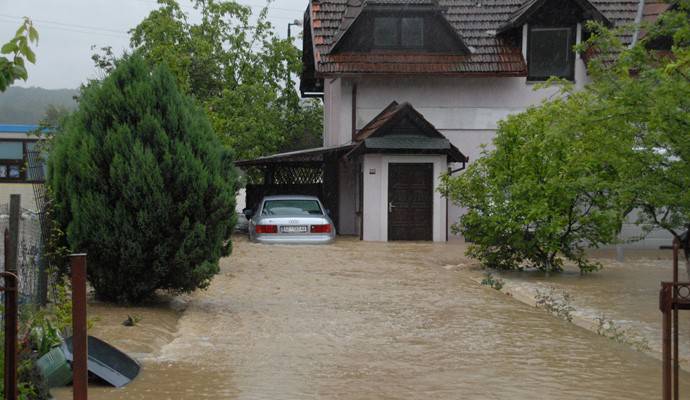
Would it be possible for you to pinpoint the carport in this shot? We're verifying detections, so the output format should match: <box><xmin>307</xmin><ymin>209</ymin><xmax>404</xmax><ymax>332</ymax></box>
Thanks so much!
<box><xmin>235</xmin><ymin>144</ymin><xmax>353</xmax><ymax>230</ymax></box>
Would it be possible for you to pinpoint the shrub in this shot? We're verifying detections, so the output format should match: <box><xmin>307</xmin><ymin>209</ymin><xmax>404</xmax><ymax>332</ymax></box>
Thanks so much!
<box><xmin>48</xmin><ymin>54</ymin><xmax>237</xmax><ymax>303</ymax></box>
<box><xmin>480</xmin><ymin>272</ymin><xmax>504</xmax><ymax>290</ymax></box>
<box><xmin>534</xmin><ymin>287</ymin><xmax>576</xmax><ymax>322</ymax></box>
<box><xmin>441</xmin><ymin>88</ymin><xmax>628</xmax><ymax>273</ymax></box>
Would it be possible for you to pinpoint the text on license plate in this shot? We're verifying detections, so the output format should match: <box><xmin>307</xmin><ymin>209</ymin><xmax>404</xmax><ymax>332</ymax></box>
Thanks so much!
<box><xmin>280</xmin><ymin>225</ymin><xmax>308</xmax><ymax>233</ymax></box>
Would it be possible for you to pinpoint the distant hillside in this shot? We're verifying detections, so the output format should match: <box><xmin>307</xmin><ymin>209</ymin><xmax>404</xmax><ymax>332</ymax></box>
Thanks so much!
<box><xmin>0</xmin><ymin>87</ymin><xmax>78</xmax><ymax>124</ymax></box>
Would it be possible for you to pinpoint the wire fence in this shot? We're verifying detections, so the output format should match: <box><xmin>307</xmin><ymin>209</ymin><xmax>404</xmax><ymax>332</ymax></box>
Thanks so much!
<box><xmin>0</xmin><ymin>203</ymin><xmax>46</xmax><ymax>305</ymax></box>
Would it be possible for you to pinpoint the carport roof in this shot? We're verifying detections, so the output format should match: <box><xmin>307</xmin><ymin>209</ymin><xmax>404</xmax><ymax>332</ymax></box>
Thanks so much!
<box><xmin>235</xmin><ymin>144</ymin><xmax>355</xmax><ymax>167</ymax></box>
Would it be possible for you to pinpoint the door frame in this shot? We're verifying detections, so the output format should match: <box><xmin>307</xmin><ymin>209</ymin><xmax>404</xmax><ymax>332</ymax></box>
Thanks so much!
<box><xmin>387</xmin><ymin>162</ymin><xmax>434</xmax><ymax>241</ymax></box>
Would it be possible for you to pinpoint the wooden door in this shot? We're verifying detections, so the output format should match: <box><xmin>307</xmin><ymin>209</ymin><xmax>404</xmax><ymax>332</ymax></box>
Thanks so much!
<box><xmin>387</xmin><ymin>163</ymin><xmax>433</xmax><ymax>241</ymax></box>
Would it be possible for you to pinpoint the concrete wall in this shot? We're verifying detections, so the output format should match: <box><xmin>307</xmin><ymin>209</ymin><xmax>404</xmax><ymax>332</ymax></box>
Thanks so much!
<box><xmin>0</xmin><ymin>184</ymin><xmax>37</xmax><ymax>211</ymax></box>
<box><xmin>362</xmin><ymin>154</ymin><xmax>447</xmax><ymax>242</ymax></box>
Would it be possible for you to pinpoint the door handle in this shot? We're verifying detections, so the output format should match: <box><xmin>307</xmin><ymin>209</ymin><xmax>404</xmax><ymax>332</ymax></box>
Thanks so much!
<box><xmin>388</xmin><ymin>202</ymin><xmax>396</xmax><ymax>213</ymax></box>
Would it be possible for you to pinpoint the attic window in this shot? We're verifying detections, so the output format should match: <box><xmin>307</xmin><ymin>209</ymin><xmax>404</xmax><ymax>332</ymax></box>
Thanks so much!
<box><xmin>374</xmin><ymin>17</ymin><xmax>424</xmax><ymax>48</ymax></box>
<box><xmin>528</xmin><ymin>27</ymin><xmax>575</xmax><ymax>81</ymax></box>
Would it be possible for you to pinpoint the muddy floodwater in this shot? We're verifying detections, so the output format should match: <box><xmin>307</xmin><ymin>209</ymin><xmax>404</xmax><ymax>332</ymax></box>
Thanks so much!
<box><xmin>54</xmin><ymin>237</ymin><xmax>689</xmax><ymax>399</ymax></box>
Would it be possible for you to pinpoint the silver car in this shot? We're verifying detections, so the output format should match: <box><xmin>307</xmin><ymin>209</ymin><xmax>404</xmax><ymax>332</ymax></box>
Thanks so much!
<box><xmin>244</xmin><ymin>195</ymin><xmax>336</xmax><ymax>244</ymax></box>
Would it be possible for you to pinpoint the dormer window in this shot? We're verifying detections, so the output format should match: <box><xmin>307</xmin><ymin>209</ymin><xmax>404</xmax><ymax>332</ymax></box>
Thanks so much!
<box><xmin>527</xmin><ymin>26</ymin><xmax>576</xmax><ymax>81</ymax></box>
<box><xmin>374</xmin><ymin>17</ymin><xmax>424</xmax><ymax>49</ymax></box>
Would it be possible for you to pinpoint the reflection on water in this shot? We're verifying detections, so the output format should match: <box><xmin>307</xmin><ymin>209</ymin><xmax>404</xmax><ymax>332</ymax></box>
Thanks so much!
<box><xmin>54</xmin><ymin>237</ymin><xmax>690</xmax><ymax>399</ymax></box>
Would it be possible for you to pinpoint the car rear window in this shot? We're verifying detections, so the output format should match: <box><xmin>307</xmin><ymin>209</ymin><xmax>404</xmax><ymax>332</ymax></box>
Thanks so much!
<box><xmin>262</xmin><ymin>200</ymin><xmax>323</xmax><ymax>216</ymax></box>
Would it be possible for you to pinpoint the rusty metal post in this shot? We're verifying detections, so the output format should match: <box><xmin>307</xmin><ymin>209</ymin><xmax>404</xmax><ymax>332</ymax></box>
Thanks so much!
<box><xmin>71</xmin><ymin>254</ymin><xmax>88</xmax><ymax>400</ymax></box>
<box><xmin>3</xmin><ymin>229</ymin><xmax>18</xmax><ymax>400</ymax></box>
<box><xmin>663</xmin><ymin>298</ymin><xmax>671</xmax><ymax>400</ymax></box>
<box><xmin>673</xmin><ymin>239</ymin><xmax>679</xmax><ymax>400</ymax></box>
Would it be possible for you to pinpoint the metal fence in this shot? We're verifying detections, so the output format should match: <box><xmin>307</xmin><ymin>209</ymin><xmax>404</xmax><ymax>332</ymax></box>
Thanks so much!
<box><xmin>0</xmin><ymin>203</ymin><xmax>45</xmax><ymax>304</ymax></box>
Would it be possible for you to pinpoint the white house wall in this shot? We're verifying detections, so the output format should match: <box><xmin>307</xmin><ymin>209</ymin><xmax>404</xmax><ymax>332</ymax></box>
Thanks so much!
<box><xmin>362</xmin><ymin>154</ymin><xmax>447</xmax><ymax>242</ymax></box>
<box><xmin>325</xmin><ymin>42</ymin><xmax>670</xmax><ymax>246</ymax></box>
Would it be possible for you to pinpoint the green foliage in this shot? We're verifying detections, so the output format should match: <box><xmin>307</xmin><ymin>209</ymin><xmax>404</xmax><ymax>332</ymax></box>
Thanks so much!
<box><xmin>534</xmin><ymin>287</ymin><xmax>575</xmax><ymax>322</ymax></box>
<box><xmin>441</xmin><ymin>87</ymin><xmax>626</xmax><ymax>272</ymax></box>
<box><xmin>48</xmin><ymin>54</ymin><xmax>237</xmax><ymax>303</ymax></box>
<box><xmin>480</xmin><ymin>272</ymin><xmax>504</xmax><ymax>290</ymax></box>
<box><xmin>443</xmin><ymin>2</ymin><xmax>690</xmax><ymax>272</ymax></box>
<box><xmin>128</xmin><ymin>0</ymin><xmax>323</xmax><ymax>160</ymax></box>
<box><xmin>582</xmin><ymin>1</ymin><xmax>690</xmax><ymax>264</ymax></box>
<box><xmin>595</xmin><ymin>314</ymin><xmax>650</xmax><ymax>352</ymax></box>
<box><xmin>0</xmin><ymin>18</ymin><xmax>38</xmax><ymax>91</ymax></box>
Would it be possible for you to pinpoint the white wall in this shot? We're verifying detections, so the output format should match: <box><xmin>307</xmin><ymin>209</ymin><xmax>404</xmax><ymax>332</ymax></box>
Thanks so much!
<box><xmin>325</xmin><ymin>37</ymin><xmax>672</xmax><ymax>247</ymax></box>
<box><xmin>0</xmin><ymin>184</ymin><xmax>37</xmax><ymax>211</ymax></box>
<box><xmin>362</xmin><ymin>154</ymin><xmax>447</xmax><ymax>242</ymax></box>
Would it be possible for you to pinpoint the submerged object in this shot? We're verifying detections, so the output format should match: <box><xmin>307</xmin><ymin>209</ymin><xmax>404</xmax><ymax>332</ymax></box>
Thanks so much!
<box><xmin>36</xmin><ymin>346</ymin><xmax>73</xmax><ymax>388</ymax></box>
<box><xmin>63</xmin><ymin>335</ymin><xmax>140</xmax><ymax>387</ymax></box>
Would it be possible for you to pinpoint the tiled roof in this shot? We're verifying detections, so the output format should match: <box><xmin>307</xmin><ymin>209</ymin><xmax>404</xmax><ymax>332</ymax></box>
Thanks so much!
<box><xmin>346</xmin><ymin>101</ymin><xmax>469</xmax><ymax>162</ymax></box>
<box><xmin>307</xmin><ymin>0</ymin><xmax>642</xmax><ymax>76</ymax></box>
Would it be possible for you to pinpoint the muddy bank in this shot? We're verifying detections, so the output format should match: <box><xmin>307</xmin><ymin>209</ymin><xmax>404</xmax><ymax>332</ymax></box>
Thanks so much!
<box><xmin>464</xmin><ymin>250</ymin><xmax>690</xmax><ymax>370</ymax></box>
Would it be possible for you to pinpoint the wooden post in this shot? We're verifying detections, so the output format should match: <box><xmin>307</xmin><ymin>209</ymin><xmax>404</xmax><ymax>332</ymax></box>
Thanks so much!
<box><xmin>3</xmin><ymin>230</ymin><xmax>18</xmax><ymax>400</ymax></box>
<box><xmin>7</xmin><ymin>195</ymin><xmax>19</xmax><ymax>274</ymax></box>
<box><xmin>71</xmin><ymin>254</ymin><xmax>88</xmax><ymax>400</ymax></box>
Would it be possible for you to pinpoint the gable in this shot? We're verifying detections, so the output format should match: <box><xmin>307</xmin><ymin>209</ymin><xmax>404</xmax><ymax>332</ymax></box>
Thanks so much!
<box><xmin>330</xmin><ymin>7</ymin><xmax>469</xmax><ymax>54</ymax></box>
<box><xmin>346</xmin><ymin>101</ymin><xmax>468</xmax><ymax>162</ymax></box>
<box><xmin>499</xmin><ymin>0</ymin><xmax>611</xmax><ymax>34</ymax></box>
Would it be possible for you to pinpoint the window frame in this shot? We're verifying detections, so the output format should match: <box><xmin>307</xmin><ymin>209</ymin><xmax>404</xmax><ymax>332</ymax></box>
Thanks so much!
<box><xmin>0</xmin><ymin>139</ymin><xmax>45</xmax><ymax>183</ymax></box>
<box><xmin>373</xmin><ymin>15</ymin><xmax>425</xmax><ymax>50</ymax></box>
<box><xmin>527</xmin><ymin>25</ymin><xmax>576</xmax><ymax>82</ymax></box>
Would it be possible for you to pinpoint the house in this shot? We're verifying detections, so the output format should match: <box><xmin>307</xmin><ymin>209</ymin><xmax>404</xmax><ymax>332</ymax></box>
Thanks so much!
<box><xmin>0</xmin><ymin>124</ymin><xmax>46</xmax><ymax>211</ymax></box>
<box><xmin>238</xmin><ymin>0</ymin><xmax>672</xmax><ymax>245</ymax></box>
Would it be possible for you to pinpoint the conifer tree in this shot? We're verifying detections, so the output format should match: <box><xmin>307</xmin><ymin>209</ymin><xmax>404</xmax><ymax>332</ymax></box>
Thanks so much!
<box><xmin>49</xmin><ymin>54</ymin><xmax>237</xmax><ymax>303</ymax></box>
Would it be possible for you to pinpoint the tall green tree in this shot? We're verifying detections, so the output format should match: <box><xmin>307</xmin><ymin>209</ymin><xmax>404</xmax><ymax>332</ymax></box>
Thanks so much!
<box><xmin>129</xmin><ymin>0</ymin><xmax>323</xmax><ymax>159</ymax></box>
<box><xmin>583</xmin><ymin>2</ymin><xmax>690</xmax><ymax>265</ymax></box>
<box><xmin>442</xmin><ymin>0</ymin><xmax>690</xmax><ymax>273</ymax></box>
<box><xmin>0</xmin><ymin>17</ymin><xmax>38</xmax><ymax>91</ymax></box>
<box><xmin>48</xmin><ymin>54</ymin><xmax>237</xmax><ymax>303</ymax></box>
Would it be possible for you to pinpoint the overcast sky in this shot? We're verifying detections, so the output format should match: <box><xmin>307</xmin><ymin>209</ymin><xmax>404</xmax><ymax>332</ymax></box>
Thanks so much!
<box><xmin>0</xmin><ymin>0</ymin><xmax>307</xmax><ymax>89</ymax></box>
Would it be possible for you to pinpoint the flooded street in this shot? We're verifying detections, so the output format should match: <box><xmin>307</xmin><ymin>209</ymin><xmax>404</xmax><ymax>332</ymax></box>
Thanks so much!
<box><xmin>54</xmin><ymin>237</ymin><xmax>689</xmax><ymax>399</ymax></box>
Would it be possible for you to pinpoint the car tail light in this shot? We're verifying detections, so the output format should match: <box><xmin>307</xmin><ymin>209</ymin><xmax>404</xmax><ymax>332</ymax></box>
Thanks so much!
<box><xmin>310</xmin><ymin>224</ymin><xmax>332</xmax><ymax>233</ymax></box>
<box><xmin>255</xmin><ymin>225</ymin><xmax>278</xmax><ymax>234</ymax></box>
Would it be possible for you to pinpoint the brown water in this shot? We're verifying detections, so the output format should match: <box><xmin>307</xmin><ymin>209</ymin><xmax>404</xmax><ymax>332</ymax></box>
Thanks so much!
<box><xmin>53</xmin><ymin>237</ymin><xmax>690</xmax><ymax>399</ymax></box>
<box><xmin>494</xmin><ymin>249</ymin><xmax>690</xmax><ymax>368</ymax></box>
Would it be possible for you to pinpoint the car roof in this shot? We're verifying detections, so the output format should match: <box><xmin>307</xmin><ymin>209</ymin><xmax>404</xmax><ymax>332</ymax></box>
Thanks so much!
<box><xmin>262</xmin><ymin>195</ymin><xmax>321</xmax><ymax>201</ymax></box>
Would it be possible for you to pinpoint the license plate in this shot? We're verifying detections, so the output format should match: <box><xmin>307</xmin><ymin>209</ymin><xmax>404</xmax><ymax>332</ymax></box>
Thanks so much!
<box><xmin>280</xmin><ymin>225</ymin><xmax>308</xmax><ymax>233</ymax></box>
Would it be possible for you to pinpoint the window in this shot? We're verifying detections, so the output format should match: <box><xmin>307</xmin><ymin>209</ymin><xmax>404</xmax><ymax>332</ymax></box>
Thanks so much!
<box><xmin>374</xmin><ymin>17</ymin><xmax>399</xmax><ymax>47</ymax></box>
<box><xmin>374</xmin><ymin>17</ymin><xmax>424</xmax><ymax>48</ymax></box>
<box><xmin>401</xmin><ymin>18</ymin><xmax>424</xmax><ymax>47</ymax></box>
<box><xmin>0</xmin><ymin>141</ymin><xmax>25</xmax><ymax>180</ymax></box>
<box><xmin>261</xmin><ymin>200</ymin><xmax>324</xmax><ymax>216</ymax></box>
<box><xmin>0</xmin><ymin>140</ymin><xmax>45</xmax><ymax>182</ymax></box>
<box><xmin>528</xmin><ymin>27</ymin><xmax>575</xmax><ymax>81</ymax></box>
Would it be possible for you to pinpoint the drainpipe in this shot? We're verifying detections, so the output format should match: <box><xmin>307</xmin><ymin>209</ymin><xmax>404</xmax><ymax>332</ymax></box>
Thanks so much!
<box><xmin>351</xmin><ymin>83</ymin><xmax>358</xmax><ymax>141</ymax></box>
<box><xmin>445</xmin><ymin>159</ymin><xmax>468</xmax><ymax>242</ymax></box>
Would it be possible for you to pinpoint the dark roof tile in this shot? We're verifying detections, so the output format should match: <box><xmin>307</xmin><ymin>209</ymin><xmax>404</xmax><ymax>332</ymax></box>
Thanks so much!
<box><xmin>308</xmin><ymin>0</ymin><xmax>644</xmax><ymax>76</ymax></box>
